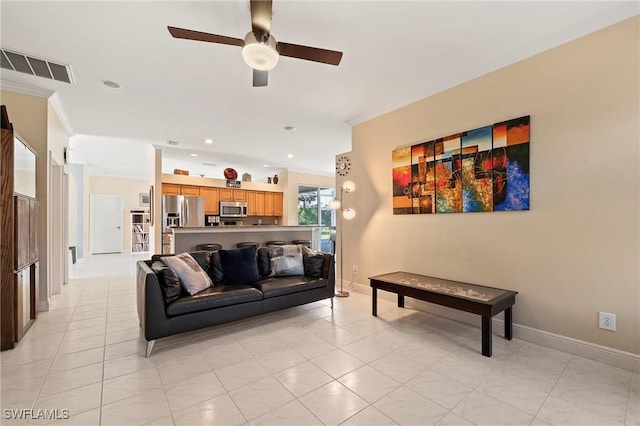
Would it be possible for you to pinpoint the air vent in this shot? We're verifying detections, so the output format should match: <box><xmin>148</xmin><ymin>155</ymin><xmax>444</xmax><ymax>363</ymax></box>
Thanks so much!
<box><xmin>0</xmin><ymin>49</ymin><xmax>72</xmax><ymax>84</ymax></box>
<box><xmin>168</xmin><ymin>140</ymin><xmax>179</xmax><ymax>146</ymax></box>
<box><xmin>202</xmin><ymin>162</ymin><xmax>216</xmax><ymax>166</ymax></box>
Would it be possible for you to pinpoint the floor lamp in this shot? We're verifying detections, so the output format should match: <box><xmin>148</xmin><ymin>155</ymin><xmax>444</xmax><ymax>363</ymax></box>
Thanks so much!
<box><xmin>329</xmin><ymin>180</ymin><xmax>356</xmax><ymax>297</ymax></box>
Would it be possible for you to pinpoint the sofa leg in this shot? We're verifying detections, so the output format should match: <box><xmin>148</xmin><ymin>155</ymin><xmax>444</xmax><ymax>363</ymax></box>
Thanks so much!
<box><xmin>145</xmin><ymin>340</ymin><xmax>156</xmax><ymax>357</ymax></box>
<box><xmin>331</xmin><ymin>297</ymin><xmax>334</xmax><ymax>309</ymax></box>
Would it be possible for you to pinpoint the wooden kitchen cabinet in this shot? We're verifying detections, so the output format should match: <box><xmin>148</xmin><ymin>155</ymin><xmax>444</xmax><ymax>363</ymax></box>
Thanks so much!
<box><xmin>162</xmin><ymin>184</ymin><xmax>200</xmax><ymax>196</ymax></box>
<box><xmin>201</xmin><ymin>187</ymin><xmax>219</xmax><ymax>214</ymax></box>
<box><xmin>264</xmin><ymin>192</ymin><xmax>274</xmax><ymax>216</ymax></box>
<box><xmin>273</xmin><ymin>192</ymin><xmax>283</xmax><ymax>216</ymax></box>
<box><xmin>233</xmin><ymin>189</ymin><xmax>246</xmax><ymax>201</ymax></box>
<box><xmin>255</xmin><ymin>192</ymin><xmax>265</xmax><ymax>216</ymax></box>
<box><xmin>246</xmin><ymin>191</ymin><xmax>256</xmax><ymax>216</ymax></box>
<box><xmin>219</xmin><ymin>188</ymin><xmax>233</xmax><ymax>201</ymax></box>
<box><xmin>162</xmin><ymin>183</ymin><xmax>180</xmax><ymax>195</ymax></box>
<box><xmin>181</xmin><ymin>185</ymin><xmax>200</xmax><ymax>196</ymax></box>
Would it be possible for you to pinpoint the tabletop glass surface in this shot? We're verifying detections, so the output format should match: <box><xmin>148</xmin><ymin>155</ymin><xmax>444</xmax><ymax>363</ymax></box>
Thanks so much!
<box><xmin>371</xmin><ymin>272</ymin><xmax>508</xmax><ymax>302</ymax></box>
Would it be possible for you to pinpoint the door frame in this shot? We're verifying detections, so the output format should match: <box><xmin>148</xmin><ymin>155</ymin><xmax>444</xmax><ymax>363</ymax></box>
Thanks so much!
<box><xmin>48</xmin><ymin>156</ymin><xmax>64</xmax><ymax>296</ymax></box>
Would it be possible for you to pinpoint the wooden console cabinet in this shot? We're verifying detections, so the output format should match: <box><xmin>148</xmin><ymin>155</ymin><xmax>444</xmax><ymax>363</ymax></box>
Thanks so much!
<box><xmin>1</xmin><ymin>106</ymin><xmax>39</xmax><ymax>350</ymax></box>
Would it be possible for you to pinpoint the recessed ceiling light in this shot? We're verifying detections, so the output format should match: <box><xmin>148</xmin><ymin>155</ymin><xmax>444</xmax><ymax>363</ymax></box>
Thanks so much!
<box><xmin>263</xmin><ymin>164</ymin><xmax>269</xmax><ymax>167</ymax></box>
<box><xmin>204</xmin><ymin>138</ymin><xmax>213</xmax><ymax>144</ymax></box>
<box><xmin>102</xmin><ymin>80</ymin><xmax>120</xmax><ymax>89</ymax></box>
<box><xmin>284</xmin><ymin>126</ymin><xmax>296</xmax><ymax>131</ymax></box>
<box><xmin>287</xmin><ymin>154</ymin><xmax>294</xmax><ymax>158</ymax></box>
<box><xmin>190</xmin><ymin>153</ymin><xmax>198</xmax><ymax>157</ymax></box>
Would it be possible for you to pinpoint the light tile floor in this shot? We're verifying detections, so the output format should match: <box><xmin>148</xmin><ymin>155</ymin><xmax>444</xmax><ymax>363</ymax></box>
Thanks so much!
<box><xmin>1</xmin><ymin>253</ymin><xmax>638</xmax><ymax>425</ymax></box>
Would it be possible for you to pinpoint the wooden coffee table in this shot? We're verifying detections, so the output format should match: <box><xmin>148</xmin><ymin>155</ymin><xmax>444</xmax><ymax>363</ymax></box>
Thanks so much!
<box><xmin>369</xmin><ymin>272</ymin><xmax>518</xmax><ymax>357</ymax></box>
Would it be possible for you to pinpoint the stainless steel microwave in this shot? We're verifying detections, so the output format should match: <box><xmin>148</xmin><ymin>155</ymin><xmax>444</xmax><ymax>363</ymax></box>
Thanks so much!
<box><xmin>220</xmin><ymin>201</ymin><xmax>247</xmax><ymax>217</ymax></box>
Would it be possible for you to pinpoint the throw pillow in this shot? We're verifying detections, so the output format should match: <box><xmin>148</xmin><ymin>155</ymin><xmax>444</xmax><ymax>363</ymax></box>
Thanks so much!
<box><xmin>269</xmin><ymin>245</ymin><xmax>304</xmax><ymax>277</ymax></box>
<box><xmin>161</xmin><ymin>253</ymin><xmax>213</xmax><ymax>295</ymax></box>
<box><xmin>256</xmin><ymin>247</ymin><xmax>271</xmax><ymax>277</ymax></box>
<box><xmin>150</xmin><ymin>261</ymin><xmax>182</xmax><ymax>304</ymax></box>
<box><xmin>190</xmin><ymin>251</ymin><xmax>211</xmax><ymax>271</ymax></box>
<box><xmin>208</xmin><ymin>250</ymin><xmax>224</xmax><ymax>283</ymax></box>
<box><xmin>302</xmin><ymin>246</ymin><xmax>325</xmax><ymax>277</ymax></box>
<box><xmin>218</xmin><ymin>245</ymin><xmax>261</xmax><ymax>285</ymax></box>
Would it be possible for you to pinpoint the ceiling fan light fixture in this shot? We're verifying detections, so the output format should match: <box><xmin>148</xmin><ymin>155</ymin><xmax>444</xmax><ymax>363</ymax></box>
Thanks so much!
<box><xmin>242</xmin><ymin>32</ymin><xmax>279</xmax><ymax>71</ymax></box>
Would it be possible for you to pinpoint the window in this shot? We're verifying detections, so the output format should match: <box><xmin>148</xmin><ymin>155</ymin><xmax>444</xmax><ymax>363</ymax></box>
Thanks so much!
<box><xmin>298</xmin><ymin>185</ymin><xmax>336</xmax><ymax>252</ymax></box>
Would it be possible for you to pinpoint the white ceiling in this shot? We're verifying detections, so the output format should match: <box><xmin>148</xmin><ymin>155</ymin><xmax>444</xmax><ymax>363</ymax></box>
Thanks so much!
<box><xmin>1</xmin><ymin>1</ymin><xmax>637</xmax><ymax>180</ymax></box>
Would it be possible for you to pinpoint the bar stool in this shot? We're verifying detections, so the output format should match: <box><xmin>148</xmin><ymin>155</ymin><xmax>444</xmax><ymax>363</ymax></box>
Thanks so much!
<box><xmin>195</xmin><ymin>243</ymin><xmax>222</xmax><ymax>251</ymax></box>
<box><xmin>236</xmin><ymin>242</ymin><xmax>259</xmax><ymax>248</ymax></box>
<box><xmin>292</xmin><ymin>240</ymin><xmax>311</xmax><ymax>248</ymax></box>
<box><xmin>266</xmin><ymin>240</ymin><xmax>287</xmax><ymax>246</ymax></box>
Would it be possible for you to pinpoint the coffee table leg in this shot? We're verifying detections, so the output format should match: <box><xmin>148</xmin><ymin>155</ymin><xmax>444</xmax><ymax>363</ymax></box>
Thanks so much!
<box><xmin>372</xmin><ymin>287</ymin><xmax>377</xmax><ymax>317</ymax></box>
<box><xmin>398</xmin><ymin>294</ymin><xmax>404</xmax><ymax>308</ymax></box>
<box><xmin>504</xmin><ymin>307</ymin><xmax>513</xmax><ymax>340</ymax></box>
<box><xmin>482</xmin><ymin>316</ymin><xmax>492</xmax><ymax>357</ymax></box>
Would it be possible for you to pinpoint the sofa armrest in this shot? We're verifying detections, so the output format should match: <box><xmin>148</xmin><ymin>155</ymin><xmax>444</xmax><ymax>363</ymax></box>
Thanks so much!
<box><xmin>321</xmin><ymin>253</ymin><xmax>336</xmax><ymax>294</ymax></box>
<box><xmin>136</xmin><ymin>260</ymin><xmax>169</xmax><ymax>341</ymax></box>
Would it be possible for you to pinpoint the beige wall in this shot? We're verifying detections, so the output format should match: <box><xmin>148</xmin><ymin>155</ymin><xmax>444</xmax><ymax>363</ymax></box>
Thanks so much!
<box><xmin>349</xmin><ymin>17</ymin><xmax>639</xmax><ymax>354</ymax></box>
<box><xmin>89</xmin><ymin>175</ymin><xmax>152</xmax><ymax>251</ymax></box>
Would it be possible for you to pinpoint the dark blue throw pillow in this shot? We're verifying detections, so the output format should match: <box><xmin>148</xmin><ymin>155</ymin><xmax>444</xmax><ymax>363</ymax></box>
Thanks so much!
<box><xmin>218</xmin><ymin>245</ymin><xmax>260</xmax><ymax>285</ymax></box>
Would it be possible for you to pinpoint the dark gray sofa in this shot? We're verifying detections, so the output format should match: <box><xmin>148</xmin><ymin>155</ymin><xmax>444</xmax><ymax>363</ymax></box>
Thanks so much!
<box><xmin>136</xmin><ymin>247</ymin><xmax>335</xmax><ymax>356</ymax></box>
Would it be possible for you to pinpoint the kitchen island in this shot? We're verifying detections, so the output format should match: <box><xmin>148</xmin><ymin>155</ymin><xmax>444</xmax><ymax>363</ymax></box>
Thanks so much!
<box><xmin>170</xmin><ymin>226</ymin><xmax>322</xmax><ymax>253</ymax></box>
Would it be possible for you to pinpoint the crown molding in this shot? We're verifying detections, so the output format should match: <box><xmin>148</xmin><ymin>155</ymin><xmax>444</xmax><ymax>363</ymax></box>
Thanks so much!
<box><xmin>348</xmin><ymin>3</ymin><xmax>640</xmax><ymax>126</ymax></box>
<box><xmin>0</xmin><ymin>79</ymin><xmax>54</xmax><ymax>98</ymax></box>
<box><xmin>48</xmin><ymin>92</ymin><xmax>74</xmax><ymax>137</ymax></box>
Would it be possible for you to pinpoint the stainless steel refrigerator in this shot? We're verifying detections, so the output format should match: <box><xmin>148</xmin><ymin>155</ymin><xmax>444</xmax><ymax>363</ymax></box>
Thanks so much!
<box><xmin>162</xmin><ymin>195</ymin><xmax>204</xmax><ymax>253</ymax></box>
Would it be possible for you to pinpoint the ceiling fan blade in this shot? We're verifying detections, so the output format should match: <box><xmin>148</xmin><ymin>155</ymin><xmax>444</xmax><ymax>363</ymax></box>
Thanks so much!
<box><xmin>168</xmin><ymin>26</ymin><xmax>243</xmax><ymax>47</ymax></box>
<box><xmin>278</xmin><ymin>42</ymin><xmax>343</xmax><ymax>66</ymax></box>
<box><xmin>253</xmin><ymin>69</ymin><xmax>268</xmax><ymax>87</ymax></box>
<box><xmin>250</xmin><ymin>0</ymin><xmax>273</xmax><ymax>37</ymax></box>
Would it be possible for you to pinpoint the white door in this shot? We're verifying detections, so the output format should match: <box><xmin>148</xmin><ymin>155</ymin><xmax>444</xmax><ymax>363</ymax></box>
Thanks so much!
<box><xmin>90</xmin><ymin>194</ymin><xmax>123</xmax><ymax>254</ymax></box>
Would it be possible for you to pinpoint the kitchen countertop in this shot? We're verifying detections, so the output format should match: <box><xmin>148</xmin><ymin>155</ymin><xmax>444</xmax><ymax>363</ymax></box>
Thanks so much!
<box><xmin>171</xmin><ymin>225</ymin><xmax>320</xmax><ymax>234</ymax></box>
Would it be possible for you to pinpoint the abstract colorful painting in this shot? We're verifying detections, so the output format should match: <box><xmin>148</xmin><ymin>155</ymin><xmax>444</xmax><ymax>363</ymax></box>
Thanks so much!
<box><xmin>493</xmin><ymin>116</ymin><xmax>530</xmax><ymax>210</ymax></box>
<box><xmin>461</xmin><ymin>125</ymin><xmax>493</xmax><ymax>212</ymax></box>
<box><xmin>392</xmin><ymin>146</ymin><xmax>412</xmax><ymax>214</ymax></box>
<box><xmin>392</xmin><ymin>115</ymin><xmax>530</xmax><ymax>215</ymax></box>
<box><xmin>435</xmin><ymin>134</ymin><xmax>462</xmax><ymax>213</ymax></box>
<box><xmin>411</xmin><ymin>141</ymin><xmax>435</xmax><ymax>214</ymax></box>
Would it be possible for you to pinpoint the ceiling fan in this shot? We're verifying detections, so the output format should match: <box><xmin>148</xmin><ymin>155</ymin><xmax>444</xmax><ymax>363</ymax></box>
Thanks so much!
<box><xmin>168</xmin><ymin>0</ymin><xmax>343</xmax><ymax>87</ymax></box>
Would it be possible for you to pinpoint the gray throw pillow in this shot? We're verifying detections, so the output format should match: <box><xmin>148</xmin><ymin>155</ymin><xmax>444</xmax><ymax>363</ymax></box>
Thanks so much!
<box><xmin>162</xmin><ymin>252</ymin><xmax>213</xmax><ymax>295</ymax></box>
<box><xmin>268</xmin><ymin>245</ymin><xmax>304</xmax><ymax>277</ymax></box>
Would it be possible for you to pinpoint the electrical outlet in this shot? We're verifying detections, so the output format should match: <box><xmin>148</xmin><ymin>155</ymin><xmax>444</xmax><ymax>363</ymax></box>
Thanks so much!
<box><xmin>599</xmin><ymin>312</ymin><xmax>616</xmax><ymax>331</ymax></box>
<box><xmin>352</xmin><ymin>265</ymin><xmax>358</xmax><ymax>274</ymax></box>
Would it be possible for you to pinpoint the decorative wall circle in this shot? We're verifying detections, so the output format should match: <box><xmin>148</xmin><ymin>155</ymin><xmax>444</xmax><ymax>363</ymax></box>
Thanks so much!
<box><xmin>336</xmin><ymin>155</ymin><xmax>351</xmax><ymax>176</ymax></box>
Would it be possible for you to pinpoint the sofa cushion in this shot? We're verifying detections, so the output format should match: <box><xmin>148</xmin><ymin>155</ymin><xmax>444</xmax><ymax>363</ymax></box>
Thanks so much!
<box><xmin>207</xmin><ymin>251</ymin><xmax>224</xmax><ymax>283</ymax></box>
<box><xmin>269</xmin><ymin>245</ymin><xmax>304</xmax><ymax>277</ymax></box>
<box><xmin>219</xmin><ymin>246</ymin><xmax>261</xmax><ymax>284</ymax></box>
<box><xmin>257</xmin><ymin>248</ymin><xmax>271</xmax><ymax>277</ymax></box>
<box><xmin>302</xmin><ymin>247</ymin><xmax>325</xmax><ymax>277</ymax></box>
<box><xmin>189</xmin><ymin>251</ymin><xmax>211</xmax><ymax>271</ymax></box>
<box><xmin>162</xmin><ymin>253</ymin><xmax>213</xmax><ymax>295</ymax></box>
<box><xmin>253</xmin><ymin>276</ymin><xmax>328</xmax><ymax>299</ymax></box>
<box><xmin>150</xmin><ymin>261</ymin><xmax>182</xmax><ymax>304</ymax></box>
<box><xmin>166</xmin><ymin>285</ymin><xmax>263</xmax><ymax>316</ymax></box>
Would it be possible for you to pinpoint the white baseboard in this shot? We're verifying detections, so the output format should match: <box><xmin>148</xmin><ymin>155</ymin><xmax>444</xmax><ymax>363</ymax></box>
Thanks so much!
<box><xmin>349</xmin><ymin>281</ymin><xmax>640</xmax><ymax>373</ymax></box>
<box><xmin>39</xmin><ymin>299</ymin><xmax>49</xmax><ymax>312</ymax></box>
